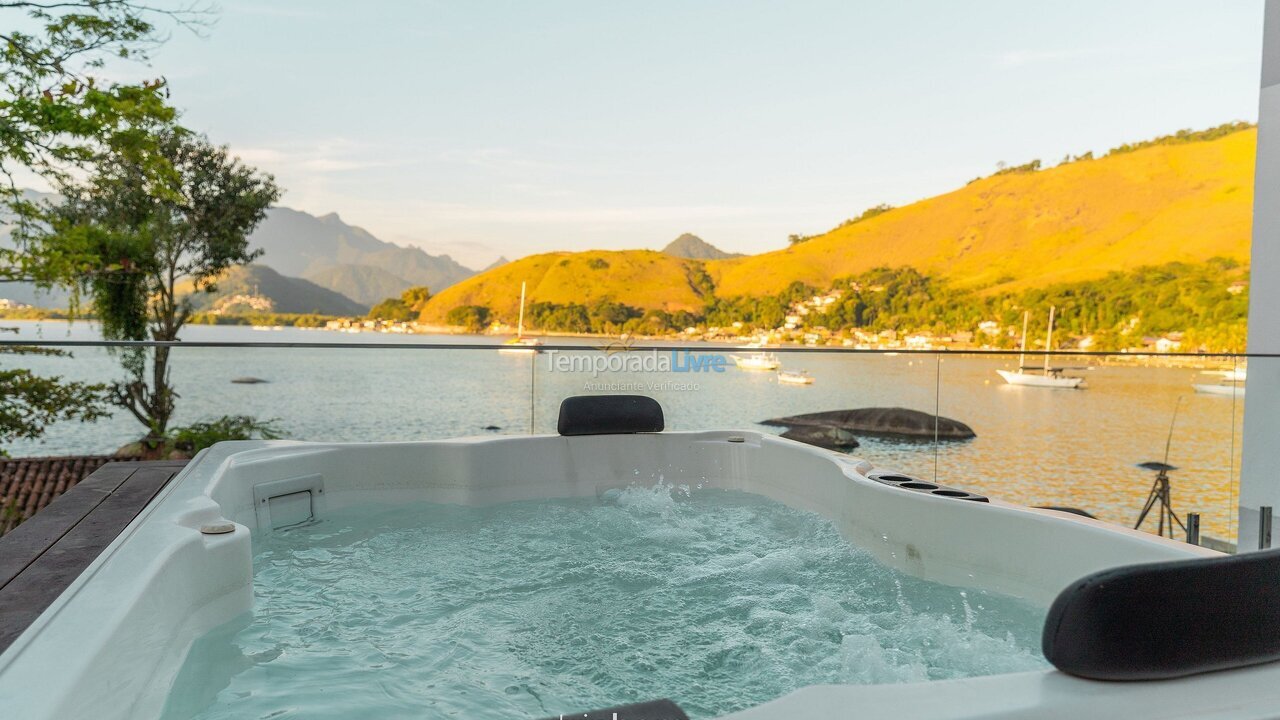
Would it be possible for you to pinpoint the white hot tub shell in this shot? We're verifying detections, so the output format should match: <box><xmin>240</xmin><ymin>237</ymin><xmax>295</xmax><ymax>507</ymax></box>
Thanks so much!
<box><xmin>1</xmin><ymin>431</ymin><xmax>1276</xmax><ymax>719</ymax></box>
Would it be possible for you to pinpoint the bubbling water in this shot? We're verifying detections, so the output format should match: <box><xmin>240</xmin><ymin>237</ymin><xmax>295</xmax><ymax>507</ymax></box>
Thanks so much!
<box><xmin>163</xmin><ymin>486</ymin><xmax>1047</xmax><ymax>720</ymax></box>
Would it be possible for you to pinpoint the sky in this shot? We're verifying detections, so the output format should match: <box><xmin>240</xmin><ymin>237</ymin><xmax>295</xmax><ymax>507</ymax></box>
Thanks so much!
<box><xmin>124</xmin><ymin>0</ymin><xmax>1269</xmax><ymax>268</ymax></box>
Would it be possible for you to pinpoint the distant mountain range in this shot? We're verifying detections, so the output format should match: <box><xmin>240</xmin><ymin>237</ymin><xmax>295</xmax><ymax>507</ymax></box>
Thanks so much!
<box><xmin>662</xmin><ymin>233</ymin><xmax>741</xmax><ymax>260</ymax></box>
<box><xmin>1</xmin><ymin>203</ymin><xmax>481</xmax><ymax>311</ymax></box>
<box><xmin>250</xmin><ymin>208</ymin><xmax>477</xmax><ymax>306</ymax></box>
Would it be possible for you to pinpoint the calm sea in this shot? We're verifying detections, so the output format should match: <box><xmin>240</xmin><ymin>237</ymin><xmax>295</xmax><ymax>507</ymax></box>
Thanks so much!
<box><xmin>2</xmin><ymin>320</ymin><xmax>1245</xmax><ymax>540</ymax></box>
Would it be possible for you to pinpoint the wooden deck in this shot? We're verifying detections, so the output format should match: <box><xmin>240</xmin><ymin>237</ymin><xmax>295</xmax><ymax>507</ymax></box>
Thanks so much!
<box><xmin>0</xmin><ymin>461</ymin><xmax>187</xmax><ymax>654</ymax></box>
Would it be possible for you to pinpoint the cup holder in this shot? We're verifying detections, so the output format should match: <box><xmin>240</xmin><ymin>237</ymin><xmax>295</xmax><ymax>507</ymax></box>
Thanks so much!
<box><xmin>867</xmin><ymin>472</ymin><xmax>988</xmax><ymax>503</ymax></box>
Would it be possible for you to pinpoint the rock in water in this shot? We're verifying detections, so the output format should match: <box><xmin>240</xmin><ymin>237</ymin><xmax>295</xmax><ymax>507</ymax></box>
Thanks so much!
<box><xmin>779</xmin><ymin>426</ymin><xmax>860</xmax><ymax>450</ymax></box>
<box><xmin>762</xmin><ymin>407</ymin><xmax>975</xmax><ymax>440</ymax></box>
<box><xmin>231</xmin><ymin>377</ymin><xmax>268</xmax><ymax>384</ymax></box>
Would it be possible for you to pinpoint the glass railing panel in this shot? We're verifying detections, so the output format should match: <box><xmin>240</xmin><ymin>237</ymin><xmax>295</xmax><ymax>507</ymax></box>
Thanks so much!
<box><xmin>529</xmin><ymin>344</ymin><xmax>944</xmax><ymax>474</ymax></box>
<box><xmin>934</xmin><ymin>350</ymin><xmax>1244</xmax><ymax>547</ymax></box>
<box><xmin>0</xmin><ymin>322</ymin><xmax>541</xmax><ymax>457</ymax></box>
<box><xmin>0</xmin><ymin>321</ymin><xmax>1251</xmax><ymax>553</ymax></box>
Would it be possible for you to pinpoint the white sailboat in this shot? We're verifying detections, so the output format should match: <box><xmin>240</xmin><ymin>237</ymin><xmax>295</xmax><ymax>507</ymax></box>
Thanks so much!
<box><xmin>498</xmin><ymin>281</ymin><xmax>544</xmax><ymax>354</ymax></box>
<box><xmin>996</xmin><ymin>307</ymin><xmax>1085</xmax><ymax>389</ymax></box>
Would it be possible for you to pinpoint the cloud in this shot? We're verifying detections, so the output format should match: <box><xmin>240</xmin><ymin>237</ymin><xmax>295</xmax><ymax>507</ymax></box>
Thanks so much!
<box><xmin>232</xmin><ymin>139</ymin><xmax>405</xmax><ymax>175</ymax></box>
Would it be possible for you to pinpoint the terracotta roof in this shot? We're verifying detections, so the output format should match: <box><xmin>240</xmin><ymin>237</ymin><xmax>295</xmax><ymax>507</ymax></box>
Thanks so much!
<box><xmin>0</xmin><ymin>455</ymin><xmax>140</xmax><ymax>536</ymax></box>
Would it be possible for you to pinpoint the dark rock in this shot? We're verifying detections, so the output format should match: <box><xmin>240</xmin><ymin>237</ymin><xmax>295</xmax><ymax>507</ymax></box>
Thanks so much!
<box><xmin>762</xmin><ymin>407</ymin><xmax>975</xmax><ymax>440</ymax></box>
<box><xmin>231</xmin><ymin>377</ymin><xmax>268</xmax><ymax>384</ymax></box>
<box><xmin>779</xmin><ymin>426</ymin><xmax>860</xmax><ymax>450</ymax></box>
<box><xmin>483</xmin><ymin>425</ymin><xmax>501</xmax><ymax>431</ymax></box>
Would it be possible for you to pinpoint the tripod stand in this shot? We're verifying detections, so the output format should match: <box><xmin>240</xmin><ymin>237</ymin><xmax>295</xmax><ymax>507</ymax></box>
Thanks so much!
<box><xmin>1134</xmin><ymin>461</ymin><xmax>1185</xmax><ymax>538</ymax></box>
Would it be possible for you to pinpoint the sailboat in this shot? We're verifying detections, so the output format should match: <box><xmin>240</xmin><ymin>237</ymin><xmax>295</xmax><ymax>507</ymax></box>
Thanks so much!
<box><xmin>498</xmin><ymin>281</ymin><xmax>544</xmax><ymax>354</ymax></box>
<box><xmin>996</xmin><ymin>307</ymin><xmax>1085</xmax><ymax>389</ymax></box>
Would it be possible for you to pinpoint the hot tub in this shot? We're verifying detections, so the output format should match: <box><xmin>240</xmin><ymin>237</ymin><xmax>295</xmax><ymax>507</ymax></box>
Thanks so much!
<box><xmin>2</xmin><ymin>414</ymin><xmax>1279</xmax><ymax>718</ymax></box>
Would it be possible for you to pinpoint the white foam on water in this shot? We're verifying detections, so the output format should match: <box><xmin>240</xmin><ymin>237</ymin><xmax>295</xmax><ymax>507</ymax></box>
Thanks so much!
<box><xmin>161</xmin><ymin>486</ymin><xmax>1048</xmax><ymax>720</ymax></box>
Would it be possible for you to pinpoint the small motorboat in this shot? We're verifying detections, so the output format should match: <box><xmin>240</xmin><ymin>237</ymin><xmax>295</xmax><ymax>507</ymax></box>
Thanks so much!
<box><xmin>732</xmin><ymin>352</ymin><xmax>781</xmax><ymax>371</ymax></box>
<box><xmin>1194</xmin><ymin>380</ymin><xmax>1245</xmax><ymax>396</ymax></box>
<box><xmin>777</xmin><ymin>369</ymin><xmax>814</xmax><ymax>385</ymax></box>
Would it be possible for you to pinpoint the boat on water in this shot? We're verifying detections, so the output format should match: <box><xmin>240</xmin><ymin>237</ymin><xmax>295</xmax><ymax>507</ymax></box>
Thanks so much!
<box><xmin>733</xmin><ymin>352</ymin><xmax>782</xmax><ymax>371</ymax></box>
<box><xmin>777</xmin><ymin>369</ymin><xmax>814</xmax><ymax>385</ymax></box>
<box><xmin>498</xmin><ymin>281</ymin><xmax>544</xmax><ymax>354</ymax></box>
<box><xmin>997</xmin><ymin>307</ymin><xmax>1084</xmax><ymax>389</ymax></box>
<box><xmin>1194</xmin><ymin>377</ymin><xmax>1246</xmax><ymax>396</ymax></box>
<box><xmin>1200</xmin><ymin>368</ymin><xmax>1247</xmax><ymax>383</ymax></box>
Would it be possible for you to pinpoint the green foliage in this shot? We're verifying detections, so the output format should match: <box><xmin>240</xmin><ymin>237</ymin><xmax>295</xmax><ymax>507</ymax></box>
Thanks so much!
<box><xmin>586</xmin><ymin>257</ymin><xmax>610</xmax><ymax>270</ymax></box>
<box><xmin>837</xmin><ymin>203</ymin><xmax>896</xmax><ymax>229</ymax></box>
<box><xmin>400</xmin><ymin>286</ymin><xmax>432</xmax><ymax>312</ymax></box>
<box><xmin>187</xmin><ymin>312</ymin><xmax>342</xmax><ymax>328</ymax></box>
<box><xmin>168</xmin><ymin>415</ymin><xmax>282</xmax><ymax>453</ymax></box>
<box><xmin>0</xmin><ymin>346</ymin><xmax>112</xmax><ymax>455</ymax></box>
<box><xmin>711</xmin><ymin>260</ymin><xmax>1248</xmax><ymax>352</ymax></box>
<box><xmin>0</xmin><ymin>1</ymin><xmax>200</xmax><ymax>272</ymax></box>
<box><xmin>1106</xmin><ymin>122</ymin><xmax>1254</xmax><ymax>157</ymax></box>
<box><xmin>787</xmin><ymin>233</ymin><xmax>814</xmax><ymax>246</ymax></box>
<box><xmin>369</xmin><ymin>285</ymin><xmax>433</xmax><ymax>321</ymax></box>
<box><xmin>368</xmin><ymin>298</ymin><xmax>414</xmax><ymax>322</ymax></box>
<box><xmin>28</xmin><ymin>130</ymin><xmax>280</xmax><ymax>439</ymax></box>
<box><xmin>446</xmin><ymin>305</ymin><xmax>491</xmax><ymax>332</ymax></box>
<box><xmin>685</xmin><ymin>264</ymin><xmax>716</xmax><ymax>298</ymax></box>
<box><xmin>994</xmin><ymin>159</ymin><xmax>1042</xmax><ymax>176</ymax></box>
<box><xmin>524</xmin><ymin>299</ymin><xmax>647</xmax><ymax>334</ymax></box>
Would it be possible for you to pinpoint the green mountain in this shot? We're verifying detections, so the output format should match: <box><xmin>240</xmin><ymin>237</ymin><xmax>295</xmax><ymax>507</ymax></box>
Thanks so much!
<box><xmin>183</xmin><ymin>264</ymin><xmax>367</xmax><ymax>316</ymax></box>
<box><xmin>662</xmin><ymin>233</ymin><xmax>741</xmax><ymax>260</ymax></box>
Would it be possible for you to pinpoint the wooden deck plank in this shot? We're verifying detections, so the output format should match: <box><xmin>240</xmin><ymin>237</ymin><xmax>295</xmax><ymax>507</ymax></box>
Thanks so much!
<box><xmin>0</xmin><ymin>461</ymin><xmax>185</xmax><ymax>654</ymax></box>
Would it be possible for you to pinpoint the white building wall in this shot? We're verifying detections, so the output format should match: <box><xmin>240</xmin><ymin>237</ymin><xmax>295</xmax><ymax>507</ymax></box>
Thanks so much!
<box><xmin>1239</xmin><ymin>0</ymin><xmax>1280</xmax><ymax>550</ymax></box>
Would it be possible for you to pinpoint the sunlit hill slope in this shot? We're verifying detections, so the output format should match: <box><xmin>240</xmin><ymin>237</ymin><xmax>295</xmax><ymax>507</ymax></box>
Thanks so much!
<box><xmin>421</xmin><ymin>250</ymin><xmax>712</xmax><ymax>323</ymax></box>
<box><xmin>423</xmin><ymin>126</ymin><xmax>1255</xmax><ymax>324</ymax></box>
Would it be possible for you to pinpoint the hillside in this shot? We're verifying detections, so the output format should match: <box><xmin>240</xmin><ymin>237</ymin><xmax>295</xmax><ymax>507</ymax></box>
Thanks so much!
<box><xmin>662</xmin><ymin>233</ymin><xmax>741</xmax><ymax>260</ymax></box>
<box><xmin>422</xmin><ymin>125</ymin><xmax>1256</xmax><ymax>325</ymax></box>
<box><xmin>707</xmin><ymin>127</ymin><xmax>1255</xmax><ymax>297</ymax></box>
<box><xmin>419</xmin><ymin>250</ymin><xmax>713</xmax><ymax>324</ymax></box>
<box><xmin>181</xmin><ymin>264</ymin><xmax>367</xmax><ymax>316</ymax></box>
<box><xmin>250</xmin><ymin>207</ymin><xmax>475</xmax><ymax>297</ymax></box>
<box><xmin>303</xmin><ymin>264</ymin><xmax>413</xmax><ymax>306</ymax></box>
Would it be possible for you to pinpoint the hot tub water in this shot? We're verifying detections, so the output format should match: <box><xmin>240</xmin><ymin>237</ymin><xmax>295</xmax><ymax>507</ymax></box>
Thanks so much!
<box><xmin>162</xmin><ymin>485</ymin><xmax>1047</xmax><ymax>720</ymax></box>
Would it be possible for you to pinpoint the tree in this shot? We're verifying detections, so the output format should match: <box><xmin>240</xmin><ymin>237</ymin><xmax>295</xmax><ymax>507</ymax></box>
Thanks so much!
<box><xmin>0</xmin><ymin>1</ymin><xmax>208</xmax><ymax>245</ymax></box>
<box><xmin>369</xmin><ymin>286</ymin><xmax>430</xmax><ymax>322</ymax></box>
<box><xmin>368</xmin><ymin>298</ymin><xmax>414</xmax><ymax>322</ymax></box>
<box><xmin>446</xmin><ymin>305</ymin><xmax>490</xmax><ymax>332</ymax></box>
<box><xmin>31</xmin><ymin>130</ymin><xmax>280</xmax><ymax>441</ymax></box>
<box><xmin>400</xmin><ymin>285</ymin><xmax>431</xmax><ymax>312</ymax></box>
<box><xmin>0</xmin><ymin>346</ymin><xmax>112</xmax><ymax>456</ymax></box>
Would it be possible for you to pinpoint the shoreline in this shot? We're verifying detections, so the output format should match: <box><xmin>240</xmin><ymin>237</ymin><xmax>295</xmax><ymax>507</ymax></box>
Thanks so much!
<box><xmin>0</xmin><ymin>317</ymin><xmax>1246</xmax><ymax>370</ymax></box>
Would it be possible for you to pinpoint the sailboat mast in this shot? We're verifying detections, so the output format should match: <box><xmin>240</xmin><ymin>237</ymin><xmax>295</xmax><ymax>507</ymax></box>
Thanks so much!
<box><xmin>517</xmin><ymin>281</ymin><xmax>526</xmax><ymax>338</ymax></box>
<box><xmin>1044</xmin><ymin>305</ymin><xmax>1056</xmax><ymax>373</ymax></box>
<box><xmin>1018</xmin><ymin>310</ymin><xmax>1029</xmax><ymax>372</ymax></box>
